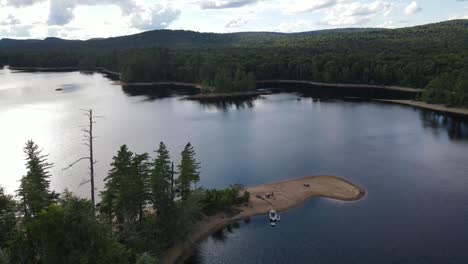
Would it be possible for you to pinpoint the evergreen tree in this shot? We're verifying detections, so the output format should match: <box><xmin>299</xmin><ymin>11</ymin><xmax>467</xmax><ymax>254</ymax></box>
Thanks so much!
<box><xmin>151</xmin><ymin>142</ymin><xmax>173</xmax><ymax>213</ymax></box>
<box><xmin>17</xmin><ymin>140</ymin><xmax>55</xmax><ymax>218</ymax></box>
<box><xmin>23</xmin><ymin>192</ymin><xmax>128</xmax><ymax>264</ymax></box>
<box><xmin>131</xmin><ymin>153</ymin><xmax>151</xmax><ymax>222</ymax></box>
<box><xmin>100</xmin><ymin>145</ymin><xmax>135</xmax><ymax>227</ymax></box>
<box><xmin>150</xmin><ymin>142</ymin><xmax>174</xmax><ymax>244</ymax></box>
<box><xmin>176</xmin><ymin>143</ymin><xmax>200</xmax><ymax>200</ymax></box>
<box><xmin>0</xmin><ymin>187</ymin><xmax>16</xmax><ymax>250</ymax></box>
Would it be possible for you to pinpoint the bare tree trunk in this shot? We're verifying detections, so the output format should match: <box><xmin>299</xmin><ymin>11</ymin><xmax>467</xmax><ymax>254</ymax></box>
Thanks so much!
<box><xmin>63</xmin><ymin>109</ymin><xmax>102</xmax><ymax>214</ymax></box>
<box><xmin>88</xmin><ymin>109</ymin><xmax>96</xmax><ymax>209</ymax></box>
<box><xmin>171</xmin><ymin>162</ymin><xmax>174</xmax><ymax>200</ymax></box>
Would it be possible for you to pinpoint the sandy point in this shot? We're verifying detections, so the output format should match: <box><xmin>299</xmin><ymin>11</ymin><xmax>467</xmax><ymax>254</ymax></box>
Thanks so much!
<box><xmin>161</xmin><ymin>175</ymin><xmax>365</xmax><ymax>264</ymax></box>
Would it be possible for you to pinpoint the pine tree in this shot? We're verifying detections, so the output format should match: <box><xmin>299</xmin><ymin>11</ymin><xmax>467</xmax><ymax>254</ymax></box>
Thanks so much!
<box><xmin>0</xmin><ymin>187</ymin><xmax>16</xmax><ymax>249</ymax></box>
<box><xmin>150</xmin><ymin>142</ymin><xmax>175</xmax><ymax>244</ymax></box>
<box><xmin>151</xmin><ymin>142</ymin><xmax>172</xmax><ymax>215</ymax></box>
<box><xmin>176</xmin><ymin>143</ymin><xmax>200</xmax><ymax>200</ymax></box>
<box><xmin>17</xmin><ymin>140</ymin><xmax>55</xmax><ymax>218</ymax></box>
<box><xmin>100</xmin><ymin>145</ymin><xmax>134</xmax><ymax>226</ymax></box>
<box><xmin>131</xmin><ymin>153</ymin><xmax>151</xmax><ymax>222</ymax></box>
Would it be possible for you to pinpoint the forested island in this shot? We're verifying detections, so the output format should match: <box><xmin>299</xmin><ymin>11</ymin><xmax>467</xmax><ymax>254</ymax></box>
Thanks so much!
<box><xmin>1</xmin><ymin>20</ymin><xmax>467</xmax><ymax>106</ymax></box>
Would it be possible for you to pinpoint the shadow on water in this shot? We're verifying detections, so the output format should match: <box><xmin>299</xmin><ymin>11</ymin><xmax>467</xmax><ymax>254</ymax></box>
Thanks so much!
<box><xmin>121</xmin><ymin>84</ymin><xmax>198</xmax><ymax>101</ymax></box>
<box><xmin>419</xmin><ymin>110</ymin><xmax>468</xmax><ymax>141</ymax></box>
<box><xmin>258</xmin><ymin>82</ymin><xmax>419</xmax><ymax>100</ymax></box>
<box><xmin>185</xmin><ymin>222</ymin><xmax>244</xmax><ymax>264</ymax></box>
<box><xmin>195</xmin><ymin>99</ymin><xmax>256</xmax><ymax>111</ymax></box>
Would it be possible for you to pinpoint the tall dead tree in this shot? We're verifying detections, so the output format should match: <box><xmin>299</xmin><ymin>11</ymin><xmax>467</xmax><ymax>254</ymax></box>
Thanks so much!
<box><xmin>63</xmin><ymin>109</ymin><xmax>102</xmax><ymax>211</ymax></box>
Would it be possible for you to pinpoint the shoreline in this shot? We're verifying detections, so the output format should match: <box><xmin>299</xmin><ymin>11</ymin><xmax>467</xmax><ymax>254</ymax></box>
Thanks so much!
<box><xmin>161</xmin><ymin>175</ymin><xmax>365</xmax><ymax>264</ymax></box>
<box><xmin>6</xmin><ymin>66</ymin><xmax>467</xmax><ymax>117</ymax></box>
<box><xmin>258</xmin><ymin>80</ymin><xmax>423</xmax><ymax>93</ymax></box>
<box><xmin>375</xmin><ymin>99</ymin><xmax>468</xmax><ymax>118</ymax></box>
<box><xmin>114</xmin><ymin>80</ymin><xmax>203</xmax><ymax>89</ymax></box>
<box><xmin>183</xmin><ymin>91</ymin><xmax>270</xmax><ymax>101</ymax></box>
<box><xmin>8</xmin><ymin>66</ymin><xmax>420</xmax><ymax>92</ymax></box>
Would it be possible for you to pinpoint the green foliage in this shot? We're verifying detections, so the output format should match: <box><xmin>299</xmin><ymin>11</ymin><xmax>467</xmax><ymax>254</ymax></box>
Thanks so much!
<box><xmin>151</xmin><ymin>142</ymin><xmax>173</xmax><ymax>214</ymax></box>
<box><xmin>151</xmin><ymin>142</ymin><xmax>176</xmax><ymax>245</ymax></box>
<box><xmin>23</xmin><ymin>192</ymin><xmax>129</xmax><ymax>264</ymax></box>
<box><xmin>101</xmin><ymin>145</ymin><xmax>151</xmax><ymax>238</ymax></box>
<box><xmin>2</xmin><ymin>140</ymin><xmax>256</xmax><ymax>263</ymax></box>
<box><xmin>0</xmin><ymin>187</ymin><xmax>16</xmax><ymax>250</ymax></box>
<box><xmin>17</xmin><ymin>140</ymin><xmax>56</xmax><ymax>218</ymax></box>
<box><xmin>2</xmin><ymin>20</ymin><xmax>468</xmax><ymax>104</ymax></box>
<box><xmin>201</xmin><ymin>185</ymin><xmax>244</xmax><ymax>215</ymax></box>
<box><xmin>135</xmin><ymin>253</ymin><xmax>158</xmax><ymax>264</ymax></box>
<box><xmin>176</xmin><ymin>143</ymin><xmax>200</xmax><ymax>200</ymax></box>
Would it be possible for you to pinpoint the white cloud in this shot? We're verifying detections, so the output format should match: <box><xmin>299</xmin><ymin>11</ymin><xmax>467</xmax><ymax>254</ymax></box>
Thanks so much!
<box><xmin>273</xmin><ymin>20</ymin><xmax>315</xmax><ymax>33</ymax></box>
<box><xmin>225</xmin><ymin>17</ymin><xmax>248</xmax><ymax>28</ymax></box>
<box><xmin>196</xmin><ymin>0</ymin><xmax>259</xmax><ymax>9</ymax></box>
<box><xmin>322</xmin><ymin>0</ymin><xmax>393</xmax><ymax>27</ymax></box>
<box><xmin>6</xmin><ymin>0</ymin><xmax>44</xmax><ymax>7</ymax></box>
<box><xmin>130</xmin><ymin>5</ymin><xmax>181</xmax><ymax>30</ymax></box>
<box><xmin>404</xmin><ymin>1</ymin><xmax>421</xmax><ymax>15</ymax></box>
<box><xmin>377</xmin><ymin>19</ymin><xmax>409</xmax><ymax>28</ymax></box>
<box><xmin>0</xmin><ymin>24</ymin><xmax>33</xmax><ymax>37</ymax></box>
<box><xmin>285</xmin><ymin>0</ymin><xmax>339</xmax><ymax>14</ymax></box>
<box><xmin>0</xmin><ymin>14</ymin><xmax>20</xmax><ymax>26</ymax></box>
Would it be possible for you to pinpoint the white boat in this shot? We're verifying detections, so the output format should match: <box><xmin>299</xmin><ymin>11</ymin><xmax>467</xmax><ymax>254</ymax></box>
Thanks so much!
<box><xmin>269</xmin><ymin>209</ymin><xmax>277</xmax><ymax>221</ymax></box>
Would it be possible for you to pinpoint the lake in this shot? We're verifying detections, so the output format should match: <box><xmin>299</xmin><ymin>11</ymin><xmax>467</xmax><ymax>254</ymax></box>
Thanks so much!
<box><xmin>1</xmin><ymin>68</ymin><xmax>468</xmax><ymax>263</ymax></box>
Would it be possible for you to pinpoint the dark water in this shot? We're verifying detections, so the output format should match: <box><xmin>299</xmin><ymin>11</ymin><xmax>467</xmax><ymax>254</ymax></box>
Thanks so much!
<box><xmin>1</xmin><ymin>68</ymin><xmax>468</xmax><ymax>263</ymax></box>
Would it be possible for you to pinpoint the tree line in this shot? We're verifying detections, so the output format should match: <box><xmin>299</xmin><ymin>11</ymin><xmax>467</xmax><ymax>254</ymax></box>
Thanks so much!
<box><xmin>0</xmin><ymin>20</ymin><xmax>467</xmax><ymax>105</ymax></box>
<box><xmin>0</xmin><ymin>141</ymin><xmax>249</xmax><ymax>263</ymax></box>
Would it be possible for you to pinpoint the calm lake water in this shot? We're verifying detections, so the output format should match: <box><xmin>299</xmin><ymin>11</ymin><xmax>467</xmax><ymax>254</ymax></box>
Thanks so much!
<box><xmin>1</xmin><ymin>68</ymin><xmax>468</xmax><ymax>263</ymax></box>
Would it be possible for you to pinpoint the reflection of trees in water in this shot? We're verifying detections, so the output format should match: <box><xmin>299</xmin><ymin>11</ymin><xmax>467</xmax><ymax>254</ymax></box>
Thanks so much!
<box><xmin>419</xmin><ymin>111</ymin><xmax>468</xmax><ymax>141</ymax></box>
<box><xmin>211</xmin><ymin>221</ymin><xmax>242</xmax><ymax>242</ymax></box>
<box><xmin>121</xmin><ymin>85</ymin><xmax>198</xmax><ymax>101</ymax></box>
<box><xmin>197</xmin><ymin>99</ymin><xmax>255</xmax><ymax>111</ymax></box>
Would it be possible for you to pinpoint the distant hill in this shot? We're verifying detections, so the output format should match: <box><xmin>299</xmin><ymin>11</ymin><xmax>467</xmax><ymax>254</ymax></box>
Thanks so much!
<box><xmin>1</xmin><ymin>20</ymin><xmax>467</xmax><ymax>107</ymax></box>
<box><xmin>1</xmin><ymin>20</ymin><xmax>466</xmax><ymax>53</ymax></box>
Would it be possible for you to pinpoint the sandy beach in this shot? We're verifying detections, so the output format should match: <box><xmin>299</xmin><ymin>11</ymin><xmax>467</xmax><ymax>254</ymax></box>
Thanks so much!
<box><xmin>375</xmin><ymin>99</ymin><xmax>468</xmax><ymax>117</ymax></box>
<box><xmin>161</xmin><ymin>175</ymin><xmax>365</xmax><ymax>264</ymax></box>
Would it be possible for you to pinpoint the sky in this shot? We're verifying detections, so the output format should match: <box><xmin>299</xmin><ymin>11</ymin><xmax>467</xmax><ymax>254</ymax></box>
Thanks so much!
<box><xmin>0</xmin><ymin>0</ymin><xmax>467</xmax><ymax>39</ymax></box>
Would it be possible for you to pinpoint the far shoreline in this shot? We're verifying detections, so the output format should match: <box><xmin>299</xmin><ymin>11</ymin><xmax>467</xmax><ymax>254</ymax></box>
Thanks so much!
<box><xmin>374</xmin><ymin>99</ymin><xmax>468</xmax><ymax>118</ymax></box>
<box><xmin>5</xmin><ymin>66</ymin><xmax>468</xmax><ymax>117</ymax></box>
<box><xmin>161</xmin><ymin>175</ymin><xmax>365</xmax><ymax>264</ymax></box>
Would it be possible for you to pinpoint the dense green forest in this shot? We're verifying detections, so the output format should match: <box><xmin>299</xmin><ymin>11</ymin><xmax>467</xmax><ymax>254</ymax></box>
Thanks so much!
<box><xmin>0</xmin><ymin>141</ymin><xmax>249</xmax><ymax>263</ymax></box>
<box><xmin>0</xmin><ymin>20</ymin><xmax>467</xmax><ymax>105</ymax></box>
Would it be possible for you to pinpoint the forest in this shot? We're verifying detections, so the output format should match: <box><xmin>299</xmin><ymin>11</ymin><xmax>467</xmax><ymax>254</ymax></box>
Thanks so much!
<box><xmin>0</xmin><ymin>141</ymin><xmax>249</xmax><ymax>263</ymax></box>
<box><xmin>0</xmin><ymin>19</ymin><xmax>467</xmax><ymax>105</ymax></box>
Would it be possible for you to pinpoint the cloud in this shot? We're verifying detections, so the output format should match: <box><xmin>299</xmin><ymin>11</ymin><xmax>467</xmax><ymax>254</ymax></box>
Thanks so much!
<box><xmin>0</xmin><ymin>14</ymin><xmax>21</xmax><ymax>26</ymax></box>
<box><xmin>6</xmin><ymin>0</ymin><xmax>44</xmax><ymax>7</ymax></box>
<box><xmin>130</xmin><ymin>5</ymin><xmax>181</xmax><ymax>30</ymax></box>
<box><xmin>47</xmin><ymin>0</ymin><xmax>139</xmax><ymax>25</ymax></box>
<box><xmin>322</xmin><ymin>0</ymin><xmax>392</xmax><ymax>26</ymax></box>
<box><xmin>285</xmin><ymin>0</ymin><xmax>339</xmax><ymax>14</ymax></box>
<box><xmin>404</xmin><ymin>1</ymin><xmax>421</xmax><ymax>15</ymax></box>
<box><xmin>273</xmin><ymin>20</ymin><xmax>315</xmax><ymax>32</ymax></box>
<box><xmin>196</xmin><ymin>0</ymin><xmax>258</xmax><ymax>9</ymax></box>
<box><xmin>29</xmin><ymin>0</ymin><xmax>180</xmax><ymax>28</ymax></box>
<box><xmin>0</xmin><ymin>24</ymin><xmax>33</xmax><ymax>37</ymax></box>
<box><xmin>225</xmin><ymin>18</ymin><xmax>248</xmax><ymax>28</ymax></box>
<box><xmin>48</xmin><ymin>0</ymin><xmax>74</xmax><ymax>25</ymax></box>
